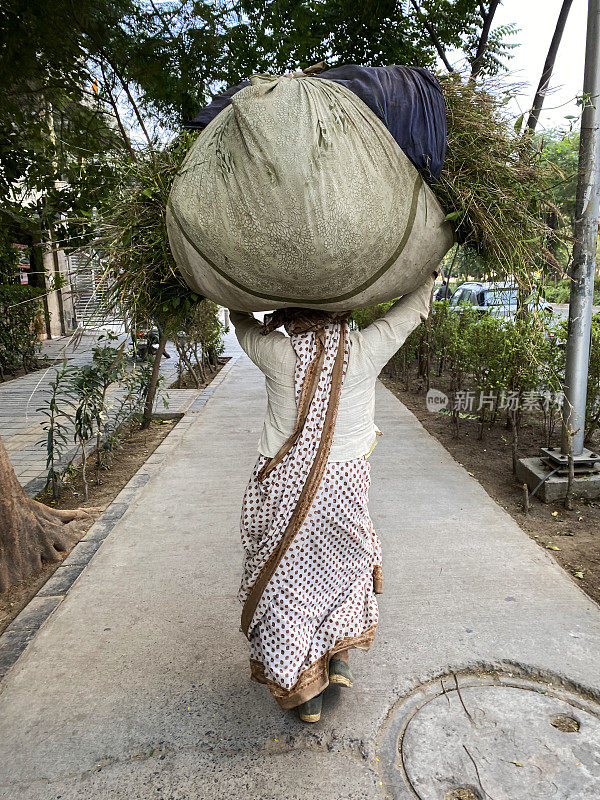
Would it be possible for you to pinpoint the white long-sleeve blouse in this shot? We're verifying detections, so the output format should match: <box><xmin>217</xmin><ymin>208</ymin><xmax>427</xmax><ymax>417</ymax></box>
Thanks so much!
<box><xmin>230</xmin><ymin>272</ymin><xmax>435</xmax><ymax>461</ymax></box>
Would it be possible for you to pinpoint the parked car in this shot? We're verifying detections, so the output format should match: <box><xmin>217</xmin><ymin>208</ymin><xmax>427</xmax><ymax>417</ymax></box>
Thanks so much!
<box><xmin>447</xmin><ymin>281</ymin><xmax>553</xmax><ymax>318</ymax></box>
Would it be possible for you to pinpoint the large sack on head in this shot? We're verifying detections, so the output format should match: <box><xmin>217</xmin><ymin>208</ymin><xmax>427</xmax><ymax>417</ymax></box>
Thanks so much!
<box><xmin>167</xmin><ymin>73</ymin><xmax>453</xmax><ymax>312</ymax></box>
<box><xmin>185</xmin><ymin>65</ymin><xmax>448</xmax><ymax>183</ymax></box>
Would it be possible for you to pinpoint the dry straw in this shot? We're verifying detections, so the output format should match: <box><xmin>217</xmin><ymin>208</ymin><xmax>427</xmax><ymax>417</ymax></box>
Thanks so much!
<box><xmin>97</xmin><ymin>132</ymin><xmax>200</xmax><ymax>325</ymax></box>
<box><xmin>436</xmin><ymin>73</ymin><xmax>566</xmax><ymax>290</ymax></box>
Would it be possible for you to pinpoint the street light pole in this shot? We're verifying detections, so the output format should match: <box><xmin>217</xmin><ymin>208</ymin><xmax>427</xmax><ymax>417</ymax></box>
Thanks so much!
<box><xmin>561</xmin><ymin>0</ymin><xmax>600</xmax><ymax>457</ymax></box>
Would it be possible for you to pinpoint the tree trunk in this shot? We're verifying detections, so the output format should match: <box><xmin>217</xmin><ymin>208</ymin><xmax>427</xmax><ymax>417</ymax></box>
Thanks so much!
<box><xmin>141</xmin><ymin>332</ymin><xmax>168</xmax><ymax>430</ymax></box>
<box><xmin>0</xmin><ymin>434</ymin><xmax>92</xmax><ymax>594</ymax></box>
<box><xmin>424</xmin><ymin>317</ymin><xmax>432</xmax><ymax>390</ymax></box>
<box><xmin>526</xmin><ymin>0</ymin><xmax>574</xmax><ymax>133</ymax></box>
<box><xmin>193</xmin><ymin>343</ymin><xmax>207</xmax><ymax>383</ymax></box>
<box><xmin>182</xmin><ymin>349</ymin><xmax>200</xmax><ymax>388</ymax></box>
<box><xmin>508</xmin><ymin>407</ymin><xmax>519</xmax><ymax>475</ymax></box>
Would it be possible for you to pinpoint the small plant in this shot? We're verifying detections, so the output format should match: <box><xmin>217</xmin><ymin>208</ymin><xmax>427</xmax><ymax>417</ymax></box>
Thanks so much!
<box><xmin>549</xmin><ymin>313</ymin><xmax>600</xmax><ymax>444</ymax></box>
<box><xmin>586</xmin><ymin>314</ymin><xmax>600</xmax><ymax>442</ymax></box>
<box><xmin>69</xmin><ymin>364</ymin><xmax>102</xmax><ymax>501</ymax></box>
<box><xmin>37</xmin><ymin>363</ymin><xmax>76</xmax><ymax>499</ymax></box>
<box><xmin>172</xmin><ymin>300</ymin><xmax>225</xmax><ymax>387</ymax></box>
<box><xmin>99</xmin><ymin>361</ymin><xmax>154</xmax><ymax>461</ymax></box>
<box><xmin>35</xmin><ymin>326</ymin><xmax>170</xmax><ymax>502</ymax></box>
<box><xmin>89</xmin><ymin>332</ymin><xmax>126</xmax><ymax>480</ymax></box>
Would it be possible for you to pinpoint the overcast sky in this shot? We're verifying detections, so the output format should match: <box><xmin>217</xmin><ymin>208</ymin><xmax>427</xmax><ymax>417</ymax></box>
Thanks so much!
<box><xmin>467</xmin><ymin>0</ymin><xmax>588</xmax><ymax>131</ymax></box>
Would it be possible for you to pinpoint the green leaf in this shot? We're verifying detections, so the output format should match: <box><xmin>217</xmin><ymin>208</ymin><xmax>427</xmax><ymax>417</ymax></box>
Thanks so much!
<box><xmin>514</xmin><ymin>113</ymin><xmax>525</xmax><ymax>133</ymax></box>
<box><xmin>444</xmin><ymin>210</ymin><xmax>462</xmax><ymax>222</ymax></box>
<box><xmin>574</xmin><ymin>571</ymin><xmax>584</xmax><ymax>579</ymax></box>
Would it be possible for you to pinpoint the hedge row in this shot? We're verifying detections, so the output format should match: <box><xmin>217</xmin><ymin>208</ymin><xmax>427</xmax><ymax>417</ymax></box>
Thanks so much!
<box><xmin>0</xmin><ymin>284</ymin><xmax>45</xmax><ymax>379</ymax></box>
<box><xmin>353</xmin><ymin>300</ymin><xmax>600</xmax><ymax>444</ymax></box>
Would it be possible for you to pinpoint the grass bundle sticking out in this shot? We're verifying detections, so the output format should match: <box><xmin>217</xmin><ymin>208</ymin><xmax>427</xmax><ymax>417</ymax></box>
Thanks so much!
<box><xmin>436</xmin><ymin>73</ymin><xmax>566</xmax><ymax>289</ymax></box>
<box><xmin>95</xmin><ymin>132</ymin><xmax>201</xmax><ymax>326</ymax></box>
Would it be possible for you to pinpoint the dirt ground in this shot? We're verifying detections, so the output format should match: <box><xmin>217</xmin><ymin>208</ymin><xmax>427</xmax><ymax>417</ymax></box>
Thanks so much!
<box><xmin>168</xmin><ymin>357</ymin><xmax>228</xmax><ymax>389</ymax></box>
<box><xmin>0</xmin><ymin>418</ymin><xmax>177</xmax><ymax>633</ymax></box>
<box><xmin>381</xmin><ymin>372</ymin><xmax>600</xmax><ymax>607</ymax></box>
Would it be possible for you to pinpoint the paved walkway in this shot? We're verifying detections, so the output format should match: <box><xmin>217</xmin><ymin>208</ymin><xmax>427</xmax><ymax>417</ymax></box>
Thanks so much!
<box><xmin>1</xmin><ymin>323</ymin><xmax>242</xmax><ymax>495</ymax></box>
<box><xmin>0</xmin><ymin>356</ymin><xmax>599</xmax><ymax>799</ymax></box>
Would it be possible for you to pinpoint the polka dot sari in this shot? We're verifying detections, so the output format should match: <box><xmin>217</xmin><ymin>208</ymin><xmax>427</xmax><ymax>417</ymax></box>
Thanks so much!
<box><xmin>238</xmin><ymin>321</ymin><xmax>382</xmax><ymax>709</ymax></box>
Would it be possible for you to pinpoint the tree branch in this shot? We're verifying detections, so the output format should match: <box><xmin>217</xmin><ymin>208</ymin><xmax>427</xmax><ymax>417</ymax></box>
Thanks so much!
<box><xmin>149</xmin><ymin>0</ymin><xmax>180</xmax><ymax>44</ymax></box>
<box><xmin>526</xmin><ymin>0</ymin><xmax>574</xmax><ymax>133</ymax></box>
<box><xmin>470</xmin><ymin>0</ymin><xmax>502</xmax><ymax>80</ymax></box>
<box><xmin>68</xmin><ymin>0</ymin><xmax>155</xmax><ymax>154</ymax></box>
<box><xmin>409</xmin><ymin>0</ymin><xmax>455</xmax><ymax>73</ymax></box>
<box><xmin>99</xmin><ymin>54</ymin><xmax>155</xmax><ymax>155</ymax></box>
<box><xmin>100</xmin><ymin>61</ymin><xmax>138</xmax><ymax>161</ymax></box>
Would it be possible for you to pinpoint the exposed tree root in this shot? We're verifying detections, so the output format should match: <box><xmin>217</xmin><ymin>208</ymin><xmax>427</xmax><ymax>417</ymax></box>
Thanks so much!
<box><xmin>0</xmin><ymin>434</ymin><xmax>100</xmax><ymax>594</ymax></box>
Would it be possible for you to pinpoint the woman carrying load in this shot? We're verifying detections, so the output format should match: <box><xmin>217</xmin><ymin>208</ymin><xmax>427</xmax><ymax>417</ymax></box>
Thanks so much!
<box><xmin>229</xmin><ymin>270</ymin><xmax>437</xmax><ymax>723</ymax></box>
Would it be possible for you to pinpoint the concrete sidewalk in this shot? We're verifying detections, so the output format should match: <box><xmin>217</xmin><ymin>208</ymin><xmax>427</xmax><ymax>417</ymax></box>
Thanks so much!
<box><xmin>1</xmin><ymin>324</ymin><xmax>241</xmax><ymax>495</ymax></box>
<box><xmin>0</xmin><ymin>356</ymin><xmax>599</xmax><ymax>799</ymax></box>
<box><xmin>0</xmin><ymin>328</ymin><xmax>181</xmax><ymax>494</ymax></box>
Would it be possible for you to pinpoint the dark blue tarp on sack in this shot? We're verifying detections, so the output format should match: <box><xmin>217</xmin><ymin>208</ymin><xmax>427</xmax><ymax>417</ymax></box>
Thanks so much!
<box><xmin>185</xmin><ymin>65</ymin><xmax>447</xmax><ymax>182</ymax></box>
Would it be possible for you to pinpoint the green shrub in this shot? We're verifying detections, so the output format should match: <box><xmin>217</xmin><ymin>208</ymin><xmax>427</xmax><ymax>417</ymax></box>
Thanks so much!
<box><xmin>37</xmin><ymin>362</ymin><xmax>76</xmax><ymax>499</ymax></box>
<box><xmin>543</xmin><ymin>281</ymin><xmax>571</xmax><ymax>304</ymax></box>
<box><xmin>461</xmin><ymin>314</ymin><xmax>512</xmax><ymax>431</ymax></box>
<box><xmin>551</xmin><ymin>313</ymin><xmax>600</xmax><ymax>443</ymax></box>
<box><xmin>172</xmin><ymin>299</ymin><xmax>225</xmax><ymax>386</ymax></box>
<box><xmin>0</xmin><ymin>284</ymin><xmax>45</xmax><ymax>379</ymax></box>
<box><xmin>587</xmin><ymin>314</ymin><xmax>600</xmax><ymax>441</ymax></box>
<box><xmin>544</xmin><ymin>278</ymin><xmax>600</xmax><ymax>305</ymax></box>
<box><xmin>36</xmin><ymin>335</ymin><xmax>157</xmax><ymax>499</ymax></box>
<box><xmin>351</xmin><ymin>302</ymin><xmax>393</xmax><ymax>331</ymax></box>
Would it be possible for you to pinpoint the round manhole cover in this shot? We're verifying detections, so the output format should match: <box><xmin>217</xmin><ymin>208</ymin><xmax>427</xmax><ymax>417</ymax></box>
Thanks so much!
<box><xmin>400</xmin><ymin>683</ymin><xmax>600</xmax><ymax>800</ymax></box>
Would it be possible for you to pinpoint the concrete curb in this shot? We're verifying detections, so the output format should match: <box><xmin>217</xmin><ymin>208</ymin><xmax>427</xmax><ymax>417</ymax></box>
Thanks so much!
<box><xmin>0</xmin><ymin>356</ymin><xmax>239</xmax><ymax>681</ymax></box>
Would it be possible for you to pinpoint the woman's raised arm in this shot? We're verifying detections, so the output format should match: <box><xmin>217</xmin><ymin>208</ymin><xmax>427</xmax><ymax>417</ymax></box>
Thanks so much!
<box><xmin>358</xmin><ymin>271</ymin><xmax>438</xmax><ymax>373</ymax></box>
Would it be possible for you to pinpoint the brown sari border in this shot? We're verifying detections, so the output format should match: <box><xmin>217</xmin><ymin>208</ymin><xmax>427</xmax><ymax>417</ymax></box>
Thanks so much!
<box><xmin>250</xmin><ymin>624</ymin><xmax>378</xmax><ymax>709</ymax></box>
<box><xmin>257</xmin><ymin>329</ymin><xmax>326</xmax><ymax>482</ymax></box>
<box><xmin>240</xmin><ymin>325</ymin><xmax>348</xmax><ymax>638</ymax></box>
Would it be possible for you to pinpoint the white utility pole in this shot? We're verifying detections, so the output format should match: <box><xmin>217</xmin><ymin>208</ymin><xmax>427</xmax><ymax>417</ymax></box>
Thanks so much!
<box><xmin>561</xmin><ymin>0</ymin><xmax>600</xmax><ymax>456</ymax></box>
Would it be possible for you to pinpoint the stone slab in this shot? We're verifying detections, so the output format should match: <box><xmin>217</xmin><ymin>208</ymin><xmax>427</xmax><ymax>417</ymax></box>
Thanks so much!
<box><xmin>402</xmin><ymin>683</ymin><xmax>600</xmax><ymax>800</ymax></box>
<box><xmin>516</xmin><ymin>456</ymin><xmax>600</xmax><ymax>502</ymax></box>
<box><xmin>0</xmin><ymin>629</ymin><xmax>36</xmax><ymax>676</ymax></box>
<box><xmin>82</xmin><ymin>519</ymin><xmax>117</xmax><ymax>541</ymax></box>
<box><xmin>7</xmin><ymin>597</ymin><xmax>62</xmax><ymax>633</ymax></box>
<box><xmin>36</xmin><ymin>565</ymin><xmax>86</xmax><ymax>596</ymax></box>
<box><xmin>62</xmin><ymin>540</ymin><xmax>104</xmax><ymax>566</ymax></box>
